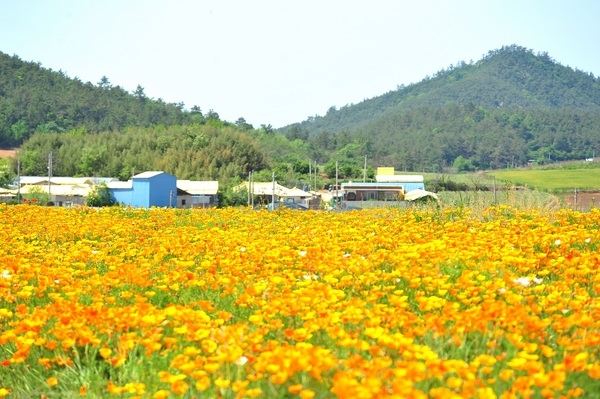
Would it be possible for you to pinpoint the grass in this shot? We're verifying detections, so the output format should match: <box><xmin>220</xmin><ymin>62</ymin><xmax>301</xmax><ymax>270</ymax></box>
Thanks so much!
<box><xmin>399</xmin><ymin>160</ymin><xmax>600</xmax><ymax>193</ymax></box>
<box><xmin>487</xmin><ymin>168</ymin><xmax>600</xmax><ymax>192</ymax></box>
<box><xmin>436</xmin><ymin>190</ymin><xmax>562</xmax><ymax>212</ymax></box>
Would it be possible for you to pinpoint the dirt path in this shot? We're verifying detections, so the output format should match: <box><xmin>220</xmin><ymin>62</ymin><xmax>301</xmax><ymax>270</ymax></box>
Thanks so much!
<box><xmin>562</xmin><ymin>191</ymin><xmax>600</xmax><ymax>211</ymax></box>
<box><xmin>0</xmin><ymin>149</ymin><xmax>17</xmax><ymax>158</ymax></box>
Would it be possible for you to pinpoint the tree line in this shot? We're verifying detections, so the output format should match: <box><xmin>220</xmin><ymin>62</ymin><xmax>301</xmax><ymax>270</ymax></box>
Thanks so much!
<box><xmin>4</xmin><ymin>45</ymin><xmax>600</xmax><ymax>191</ymax></box>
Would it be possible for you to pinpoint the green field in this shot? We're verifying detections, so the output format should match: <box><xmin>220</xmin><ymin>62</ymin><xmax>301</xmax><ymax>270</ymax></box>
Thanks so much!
<box><xmin>414</xmin><ymin>161</ymin><xmax>600</xmax><ymax>193</ymax></box>
<box><xmin>487</xmin><ymin>168</ymin><xmax>600</xmax><ymax>191</ymax></box>
<box><xmin>435</xmin><ymin>190</ymin><xmax>561</xmax><ymax>211</ymax></box>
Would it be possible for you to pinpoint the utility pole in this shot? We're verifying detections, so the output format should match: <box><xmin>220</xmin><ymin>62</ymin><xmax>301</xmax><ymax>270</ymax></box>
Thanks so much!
<box><xmin>250</xmin><ymin>171</ymin><xmax>254</xmax><ymax>208</ymax></box>
<box><xmin>314</xmin><ymin>163</ymin><xmax>317</xmax><ymax>192</ymax></box>
<box><xmin>271</xmin><ymin>172</ymin><xmax>275</xmax><ymax>207</ymax></box>
<box><xmin>335</xmin><ymin>161</ymin><xmax>339</xmax><ymax>207</ymax></box>
<box><xmin>363</xmin><ymin>155</ymin><xmax>367</xmax><ymax>182</ymax></box>
<box><xmin>248</xmin><ymin>171</ymin><xmax>251</xmax><ymax>206</ymax></box>
<box><xmin>48</xmin><ymin>151</ymin><xmax>53</xmax><ymax>197</ymax></box>
<box><xmin>17</xmin><ymin>158</ymin><xmax>21</xmax><ymax>203</ymax></box>
<box><xmin>309</xmin><ymin>160</ymin><xmax>311</xmax><ymax>191</ymax></box>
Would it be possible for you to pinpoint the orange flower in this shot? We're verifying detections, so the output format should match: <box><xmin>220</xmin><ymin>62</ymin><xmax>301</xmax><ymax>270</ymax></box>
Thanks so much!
<box><xmin>170</xmin><ymin>380</ymin><xmax>188</xmax><ymax>395</ymax></box>
<box><xmin>46</xmin><ymin>377</ymin><xmax>58</xmax><ymax>387</ymax></box>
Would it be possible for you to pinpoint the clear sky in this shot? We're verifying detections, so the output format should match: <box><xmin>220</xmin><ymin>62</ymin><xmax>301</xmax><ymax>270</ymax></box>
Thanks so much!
<box><xmin>1</xmin><ymin>0</ymin><xmax>599</xmax><ymax>128</ymax></box>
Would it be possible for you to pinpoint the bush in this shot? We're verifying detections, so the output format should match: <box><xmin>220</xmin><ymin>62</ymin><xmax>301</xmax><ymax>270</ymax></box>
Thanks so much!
<box><xmin>86</xmin><ymin>183</ymin><xmax>115</xmax><ymax>207</ymax></box>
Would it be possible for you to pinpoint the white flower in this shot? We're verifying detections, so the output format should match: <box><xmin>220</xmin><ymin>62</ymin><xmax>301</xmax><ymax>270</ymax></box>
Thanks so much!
<box><xmin>513</xmin><ymin>277</ymin><xmax>543</xmax><ymax>287</ymax></box>
<box><xmin>240</xmin><ymin>247</ymin><xmax>246</xmax><ymax>252</ymax></box>
<box><xmin>235</xmin><ymin>356</ymin><xmax>248</xmax><ymax>366</ymax></box>
<box><xmin>498</xmin><ymin>288</ymin><xmax>506</xmax><ymax>294</ymax></box>
<box><xmin>298</xmin><ymin>250</ymin><xmax>307</xmax><ymax>257</ymax></box>
<box><xmin>554</xmin><ymin>239</ymin><xmax>561</xmax><ymax>246</ymax></box>
<box><xmin>343</xmin><ymin>253</ymin><xmax>351</xmax><ymax>258</ymax></box>
<box><xmin>303</xmin><ymin>274</ymin><xmax>318</xmax><ymax>280</ymax></box>
<box><xmin>1</xmin><ymin>270</ymin><xmax>11</xmax><ymax>279</ymax></box>
<box><xmin>585</xmin><ymin>238</ymin><xmax>591</xmax><ymax>243</ymax></box>
<box><xmin>54</xmin><ymin>279</ymin><xmax>60</xmax><ymax>284</ymax></box>
<box><xmin>513</xmin><ymin>277</ymin><xmax>531</xmax><ymax>287</ymax></box>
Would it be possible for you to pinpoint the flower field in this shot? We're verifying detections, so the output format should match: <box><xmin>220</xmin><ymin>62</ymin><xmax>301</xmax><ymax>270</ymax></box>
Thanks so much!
<box><xmin>1</xmin><ymin>204</ymin><xmax>600</xmax><ymax>398</ymax></box>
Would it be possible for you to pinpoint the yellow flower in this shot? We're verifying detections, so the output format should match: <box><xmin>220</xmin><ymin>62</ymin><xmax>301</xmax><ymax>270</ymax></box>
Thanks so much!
<box><xmin>99</xmin><ymin>348</ymin><xmax>112</xmax><ymax>359</ymax></box>
<box><xmin>152</xmin><ymin>390</ymin><xmax>169</xmax><ymax>399</ymax></box>
<box><xmin>46</xmin><ymin>377</ymin><xmax>58</xmax><ymax>387</ymax></box>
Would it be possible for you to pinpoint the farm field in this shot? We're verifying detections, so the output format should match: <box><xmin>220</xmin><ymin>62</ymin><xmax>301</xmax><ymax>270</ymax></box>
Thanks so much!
<box><xmin>435</xmin><ymin>190</ymin><xmax>561</xmax><ymax>212</ymax></box>
<box><xmin>488</xmin><ymin>168</ymin><xmax>600</xmax><ymax>192</ymax></box>
<box><xmin>1</xmin><ymin>205</ymin><xmax>600</xmax><ymax>398</ymax></box>
<box><xmin>418</xmin><ymin>161</ymin><xmax>600</xmax><ymax>193</ymax></box>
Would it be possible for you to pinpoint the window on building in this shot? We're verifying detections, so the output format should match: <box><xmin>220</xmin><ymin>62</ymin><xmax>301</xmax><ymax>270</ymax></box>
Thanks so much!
<box><xmin>181</xmin><ymin>199</ymin><xmax>186</xmax><ymax>206</ymax></box>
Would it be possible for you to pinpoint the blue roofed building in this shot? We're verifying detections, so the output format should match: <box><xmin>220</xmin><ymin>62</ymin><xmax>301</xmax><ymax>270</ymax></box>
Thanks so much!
<box><xmin>108</xmin><ymin>171</ymin><xmax>177</xmax><ymax>208</ymax></box>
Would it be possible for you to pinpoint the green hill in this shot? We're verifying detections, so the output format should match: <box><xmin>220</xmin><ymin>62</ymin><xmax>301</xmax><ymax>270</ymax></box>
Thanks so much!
<box><xmin>0</xmin><ymin>52</ymin><xmax>203</xmax><ymax>147</ymax></box>
<box><xmin>4</xmin><ymin>44</ymin><xmax>600</xmax><ymax>189</ymax></box>
<box><xmin>279</xmin><ymin>45</ymin><xmax>600</xmax><ymax>173</ymax></box>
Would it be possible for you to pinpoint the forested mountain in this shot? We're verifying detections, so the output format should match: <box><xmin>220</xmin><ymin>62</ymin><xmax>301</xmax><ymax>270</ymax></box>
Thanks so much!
<box><xmin>0</xmin><ymin>51</ymin><xmax>287</xmax><ymax>186</ymax></box>
<box><xmin>4</xmin><ymin>44</ymin><xmax>600</xmax><ymax>188</ymax></box>
<box><xmin>0</xmin><ymin>51</ymin><xmax>203</xmax><ymax>147</ymax></box>
<box><xmin>281</xmin><ymin>45</ymin><xmax>600</xmax><ymax>173</ymax></box>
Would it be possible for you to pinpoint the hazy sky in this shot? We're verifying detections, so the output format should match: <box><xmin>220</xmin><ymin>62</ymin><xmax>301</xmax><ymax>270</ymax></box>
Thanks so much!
<box><xmin>1</xmin><ymin>1</ymin><xmax>599</xmax><ymax>128</ymax></box>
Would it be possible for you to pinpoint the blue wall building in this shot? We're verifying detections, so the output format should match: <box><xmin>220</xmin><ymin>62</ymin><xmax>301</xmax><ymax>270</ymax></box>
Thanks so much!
<box><xmin>109</xmin><ymin>171</ymin><xmax>177</xmax><ymax>208</ymax></box>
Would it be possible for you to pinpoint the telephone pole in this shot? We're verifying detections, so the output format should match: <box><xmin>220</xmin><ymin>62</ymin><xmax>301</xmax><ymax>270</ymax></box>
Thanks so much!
<box><xmin>17</xmin><ymin>158</ymin><xmax>21</xmax><ymax>203</ymax></box>
<box><xmin>48</xmin><ymin>151</ymin><xmax>53</xmax><ymax>197</ymax></box>
<box><xmin>271</xmin><ymin>172</ymin><xmax>275</xmax><ymax>207</ymax></box>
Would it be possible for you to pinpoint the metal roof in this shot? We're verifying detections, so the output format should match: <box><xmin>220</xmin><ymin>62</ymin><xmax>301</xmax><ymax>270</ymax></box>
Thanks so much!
<box><xmin>15</xmin><ymin>184</ymin><xmax>92</xmax><ymax>196</ymax></box>
<box><xmin>132</xmin><ymin>171</ymin><xmax>165</xmax><ymax>179</ymax></box>
<box><xmin>19</xmin><ymin>176</ymin><xmax>118</xmax><ymax>185</ymax></box>
<box><xmin>375</xmin><ymin>174</ymin><xmax>424</xmax><ymax>183</ymax></box>
<box><xmin>107</xmin><ymin>181</ymin><xmax>133</xmax><ymax>189</ymax></box>
<box><xmin>404</xmin><ymin>189</ymin><xmax>439</xmax><ymax>201</ymax></box>
<box><xmin>176</xmin><ymin>180</ymin><xmax>219</xmax><ymax>195</ymax></box>
<box><xmin>236</xmin><ymin>182</ymin><xmax>312</xmax><ymax>197</ymax></box>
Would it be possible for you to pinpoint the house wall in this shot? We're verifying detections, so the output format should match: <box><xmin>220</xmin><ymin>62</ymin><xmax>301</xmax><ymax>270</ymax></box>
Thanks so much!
<box><xmin>146</xmin><ymin>173</ymin><xmax>177</xmax><ymax>207</ymax></box>
<box><xmin>343</xmin><ymin>182</ymin><xmax>425</xmax><ymax>202</ymax></box>
<box><xmin>110</xmin><ymin>173</ymin><xmax>177</xmax><ymax>207</ymax></box>
<box><xmin>404</xmin><ymin>182</ymin><xmax>426</xmax><ymax>192</ymax></box>
<box><xmin>132</xmin><ymin>180</ymin><xmax>151</xmax><ymax>207</ymax></box>
<box><xmin>348</xmin><ymin>190</ymin><xmax>404</xmax><ymax>201</ymax></box>
<box><xmin>191</xmin><ymin>195</ymin><xmax>216</xmax><ymax>207</ymax></box>
<box><xmin>51</xmin><ymin>195</ymin><xmax>86</xmax><ymax>207</ymax></box>
<box><xmin>178</xmin><ymin>194</ymin><xmax>192</xmax><ymax>208</ymax></box>
<box><xmin>111</xmin><ymin>188</ymin><xmax>133</xmax><ymax>206</ymax></box>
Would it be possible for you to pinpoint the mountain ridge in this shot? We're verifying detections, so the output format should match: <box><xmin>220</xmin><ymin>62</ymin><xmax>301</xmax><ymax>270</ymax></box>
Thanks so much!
<box><xmin>279</xmin><ymin>44</ymin><xmax>600</xmax><ymax>138</ymax></box>
<box><xmin>4</xmin><ymin>44</ymin><xmax>600</xmax><ymax>184</ymax></box>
